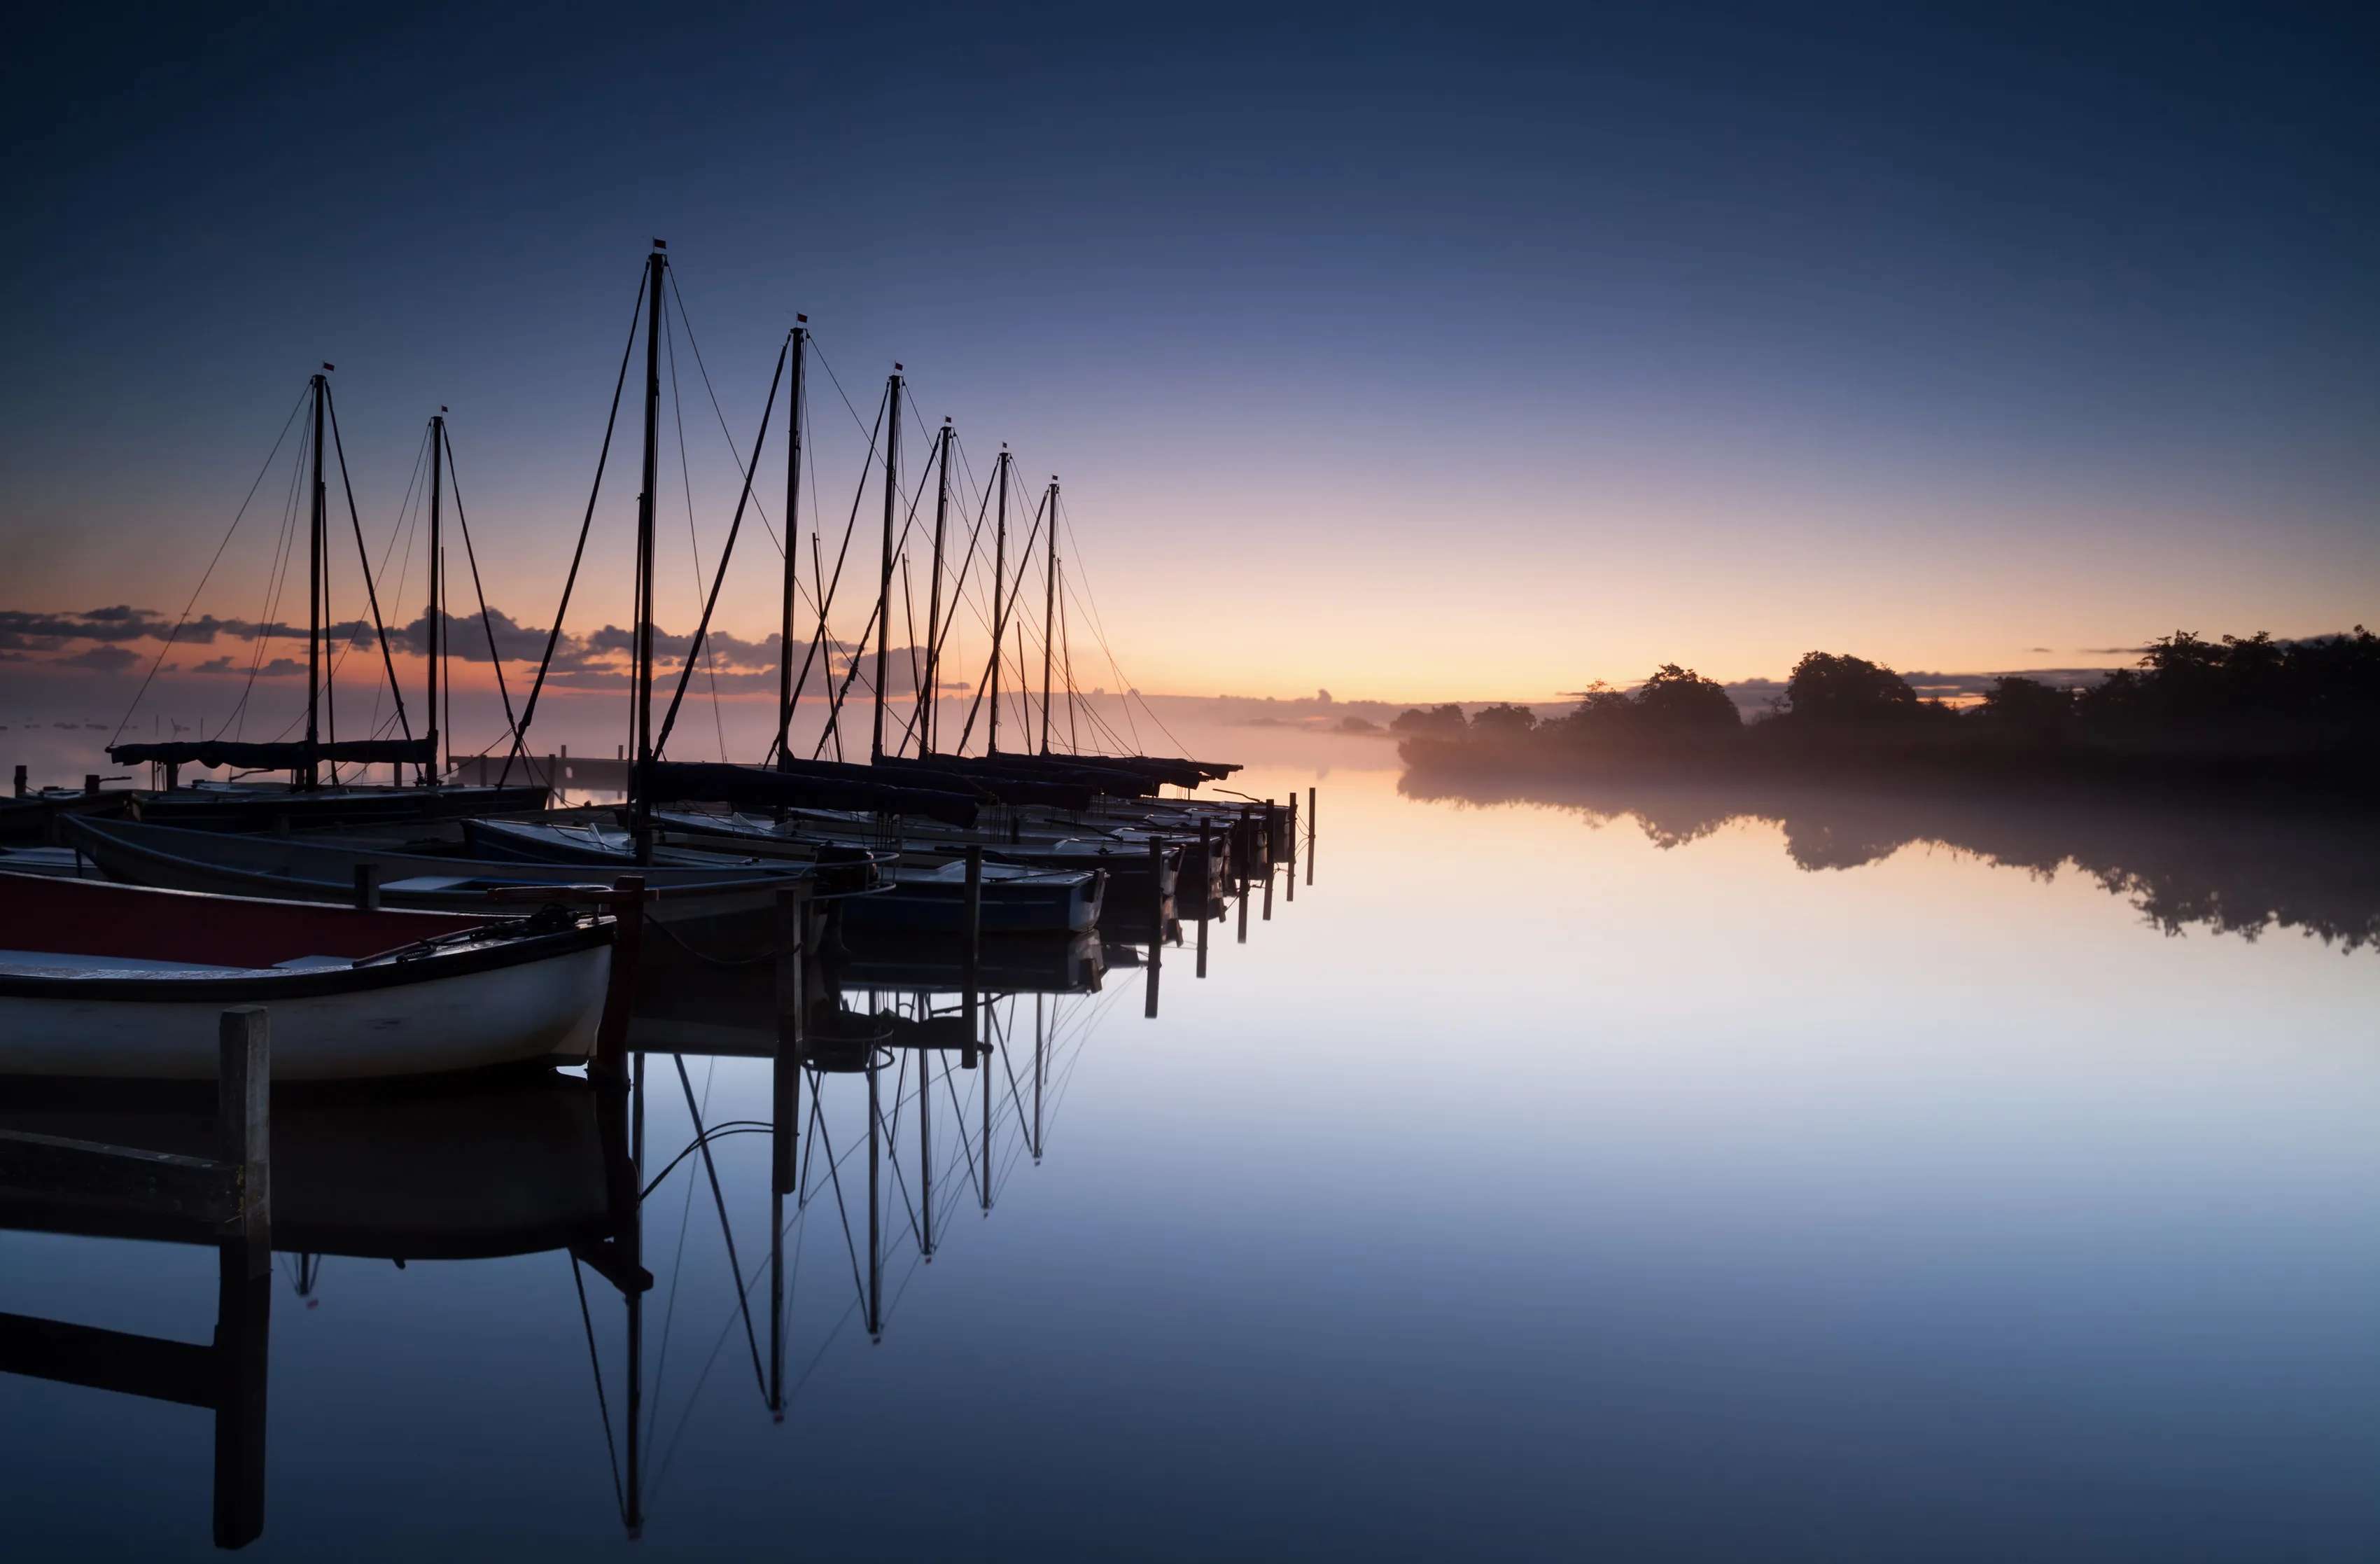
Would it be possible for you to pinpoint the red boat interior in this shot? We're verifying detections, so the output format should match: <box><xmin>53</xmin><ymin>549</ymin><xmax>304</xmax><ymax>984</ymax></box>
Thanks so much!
<box><xmin>0</xmin><ymin>874</ymin><xmax>498</xmax><ymax>968</ymax></box>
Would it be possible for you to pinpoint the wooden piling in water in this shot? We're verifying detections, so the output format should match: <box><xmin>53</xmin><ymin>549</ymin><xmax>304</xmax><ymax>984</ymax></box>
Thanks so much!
<box><xmin>1285</xmin><ymin>793</ymin><xmax>1296</xmax><ymax>902</ymax></box>
<box><xmin>592</xmin><ymin>875</ymin><xmax>646</xmax><ymax>1084</ymax></box>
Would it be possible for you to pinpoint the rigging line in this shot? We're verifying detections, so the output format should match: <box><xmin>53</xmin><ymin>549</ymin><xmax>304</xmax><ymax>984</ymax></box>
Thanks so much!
<box><xmin>1059</xmin><ymin>501</ymin><xmax>1189</xmax><ymax>757</ymax></box>
<box><xmin>949</xmin><ymin>490</ymin><xmax>1049</xmax><ymax>753</ymax></box>
<box><xmin>223</xmin><ymin>411</ymin><xmax>308</xmax><ymax>738</ymax></box>
<box><xmin>661</xmin><ymin>295</ymin><xmax>733</xmax><ymax>763</ymax></box>
<box><xmin>440</xmin><ymin>426</ymin><xmax>524</xmax><ymax>760</ymax></box>
<box><xmin>111</xmin><ymin>384</ymin><xmax>312</xmax><ymax>747</ymax></box>
<box><xmin>663</xmin><ymin>271</ymin><xmax>785</xmax><ymax>558</ymax></box>
<box><xmin>785</xmin><ymin>384</ymin><xmax>888</xmax><ymax>725</ymax></box>
<box><xmin>804</xmin><ymin>334</ymin><xmax>881</xmax><ymax>445</ymax></box>
<box><xmin>810</xmin><ymin>597</ymin><xmax>883</xmax><ymax>760</ymax></box>
<box><xmin>673</xmin><ymin>1056</ymin><xmax>769</xmax><ymax>1401</ymax></box>
<box><xmin>645</xmin><ymin>1051</ymin><xmax>708</xmax><ymax>1453</ymax></box>
<box><xmin>806</xmin><ymin>1084</ymin><xmax>871</xmax><ymax>1319</ymax></box>
<box><xmin>502</xmin><ymin>268</ymin><xmax>645</xmax><ymax>783</ymax></box>
<box><xmin>323</xmin><ymin>382</ymin><xmax>414</xmax><ymax>743</ymax></box>
<box><xmin>568</xmin><ymin>1255</ymin><xmax>629</xmax><ymax>1522</ymax></box>
<box><xmin>820</xmin><ymin>445</ymin><xmax>946</xmax><ymax>764</ymax></box>
<box><xmin>922</xmin><ymin>444</ymin><xmax>1000</xmax><ymax>697</ymax></box>
<box><xmin>652</xmin><ymin>330</ymin><xmax>788</xmax><ymax>760</ymax></box>
<box><xmin>223</xmin><ymin>411</ymin><xmax>313</xmax><ymax>741</ymax></box>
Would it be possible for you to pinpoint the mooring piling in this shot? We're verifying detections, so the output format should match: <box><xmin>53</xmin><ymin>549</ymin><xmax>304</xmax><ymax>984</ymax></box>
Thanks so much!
<box><xmin>1308</xmin><ymin>786</ymin><xmax>1317</xmax><ymax>884</ymax></box>
<box><xmin>1285</xmin><ymin>792</ymin><xmax>1296</xmax><ymax>902</ymax></box>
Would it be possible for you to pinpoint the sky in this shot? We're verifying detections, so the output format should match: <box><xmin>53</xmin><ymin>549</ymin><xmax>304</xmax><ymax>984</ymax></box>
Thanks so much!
<box><xmin>2</xmin><ymin>1</ymin><xmax>2376</xmax><ymax>746</ymax></box>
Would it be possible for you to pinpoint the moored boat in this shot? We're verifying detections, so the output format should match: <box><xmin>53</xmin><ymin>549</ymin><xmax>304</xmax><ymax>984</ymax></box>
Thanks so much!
<box><xmin>61</xmin><ymin>816</ymin><xmax>828</xmax><ymax>968</ymax></box>
<box><xmin>0</xmin><ymin>873</ymin><xmax>614</xmax><ymax>1081</ymax></box>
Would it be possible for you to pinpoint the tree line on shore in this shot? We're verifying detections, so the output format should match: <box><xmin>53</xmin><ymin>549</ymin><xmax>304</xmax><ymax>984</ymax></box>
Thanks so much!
<box><xmin>1393</xmin><ymin>628</ymin><xmax>2380</xmax><ymax>764</ymax></box>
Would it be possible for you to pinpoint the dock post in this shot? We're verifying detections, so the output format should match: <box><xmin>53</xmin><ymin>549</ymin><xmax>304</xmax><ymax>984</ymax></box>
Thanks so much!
<box><xmin>83</xmin><ymin>774</ymin><xmax>99</xmax><ymax>797</ymax></box>
<box><xmin>769</xmin><ymin>887</ymin><xmax>801</xmax><ymax>1416</ymax></box>
<box><xmin>1236</xmin><ymin>809</ymin><xmax>1251</xmax><ymax>945</ymax></box>
<box><xmin>10</xmin><ymin>764</ymin><xmax>22</xmax><ymax>798</ymax></box>
<box><xmin>1307</xmin><ymin>786</ymin><xmax>1316</xmax><ymax>885</ymax></box>
<box><xmin>1144</xmin><ymin>837</ymin><xmax>1163</xmax><ymax>1019</ymax></box>
<box><xmin>215</xmin><ymin>1005</ymin><xmax>270</xmax><ymax>1549</ymax></box>
<box><xmin>1262</xmin><ymin>802</ymin><xmax>1275</xmax><ymax>921</ymax></box>
<box><xmin>593</xmin><ymin>876</ymin><xmax>646</xmax><ymax>1085</ymax></box>
<box><xmin>1196</xmin><ymin>820</ymin><xmax>1212</xmax><ymax>978</ymax></box>
<box><xmin>352</xmin><ymin>863</ymin><xmax>379</xmax><ymax>912</ymax></box>
<box><xmin>219</xmin><ymin>1007</ymin><xmax>270</xmax><ymax>1269</ymax></box>
<box><xmin>962</xmin><ymin>845</ymin><xmax>981</xmax><ymax>1068</ymax></box>
<box><xmin>1285</xmin><ymin>793</ymin><xmax>1296</xmax><ymax>902</ymax></box>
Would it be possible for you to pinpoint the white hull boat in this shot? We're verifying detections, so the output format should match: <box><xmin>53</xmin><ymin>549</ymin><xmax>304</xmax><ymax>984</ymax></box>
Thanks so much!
<box><xmin>0</xmin><ymin>873</ymin><xmax>615</xmax><ymax>1081</ymax></box>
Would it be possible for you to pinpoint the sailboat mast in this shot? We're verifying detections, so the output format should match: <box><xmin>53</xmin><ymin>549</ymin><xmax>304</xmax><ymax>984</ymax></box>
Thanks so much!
<box><xmin>989</xmin><ymin>448</ymin><xmax>1008</xmax><ymax>756</ymax></box>
<box><xmin>922</xmin><ymin>420</ymin><xmax>951</xmax><ymax>755</ymax></box>
<box><xmin>1040</xmin><ymin>478</ymin><xmax>1058</xmax><ymax>754</ymax></box>
<box><xmin>775</xmin><ymin>319</ymin><xmax>806</xmax><ymax>771</ymax></box>
<box><xmin>304</xmin><ymin>372</ymin><xmax>326</xmax><ymax>788</ymax></box>
<box><xmin>871</xmin><ymin>368</ymin><xmax>902</xmax><ymax>762</ymax></box>
<box><xmin>426</xmin><ymin>413</ymin><xmax>444</xmax><ymax>786</ymax></box>
<box><xmin>632</xmin><ymin>243</ymin><xmax>667</xmax><ymax>863</ymax></box>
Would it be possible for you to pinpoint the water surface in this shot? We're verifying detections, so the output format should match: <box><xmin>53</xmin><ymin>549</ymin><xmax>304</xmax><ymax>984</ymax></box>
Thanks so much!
<box><xmin>8</xmin><ymin>746</ymin><xmax>2380</xmax><ymax>1560</ymax></box>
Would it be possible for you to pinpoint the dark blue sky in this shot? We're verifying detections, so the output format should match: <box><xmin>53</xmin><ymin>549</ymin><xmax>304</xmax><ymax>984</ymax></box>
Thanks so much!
<box><xmin>4</xmin><ymin>2</ymin><xmax>2374</xmax><ymax>699</ymax></box>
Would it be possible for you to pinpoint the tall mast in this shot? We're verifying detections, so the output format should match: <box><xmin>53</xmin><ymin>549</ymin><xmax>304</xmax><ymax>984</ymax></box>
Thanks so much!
<box><xmin>631</xmin><ymin>242</ymin><xmax>667</xmax><ymax>863</ymax></box>
<box><xmin>304</xmin><ymin>371</ymin><xmax>326</xmax><ymax>789</ymax></box>
<box><xmin>426</xmin><ymin>412</ymin><xmax>444</xmax><ymax>786</ymax></box>
<box><xmin>989</xmin><ymin>448</ymin><xmax>1008</xmax><ymax>756</ymax></box>
<box><xmin>921</xmin><ymin>419</ymin><xmax>951</xmax><ymax>755</ymax></box>
<box><xmin>870</xmin><ymin>367</ymin><xmax>902</xmax><ymax>762</ymax></box>
<box><xmin>1040</xmin><ymin>477</ymin><xmax>1058</xmax><ymax>755</ymax></box>
<box><xmin>775</xmin><ymin>319</ymin><xmax>806</xmax><ymax>771</ymax></box>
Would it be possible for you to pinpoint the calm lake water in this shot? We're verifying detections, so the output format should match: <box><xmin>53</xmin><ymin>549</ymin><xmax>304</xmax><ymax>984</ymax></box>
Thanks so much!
<box><xmin>8</xmin><ymin>737</ymin><xmax>2380</xmax><ymax>1560</ymax></box>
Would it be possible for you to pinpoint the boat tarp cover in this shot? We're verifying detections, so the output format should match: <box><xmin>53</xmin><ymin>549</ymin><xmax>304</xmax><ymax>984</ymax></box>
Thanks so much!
<box><xmin>872</xmin><ymin>757</ymin><xmax>1100</xmax><ymax>809</ymax></box>
<box><xmin>645</xmin><ymin>762</ymin><xmax>980</xmax><ymax>828</ymax></box>
<box><xmin>108</xmin><ymin>737</ymin><xmax>438</xmax><ymax>769</ymax></box>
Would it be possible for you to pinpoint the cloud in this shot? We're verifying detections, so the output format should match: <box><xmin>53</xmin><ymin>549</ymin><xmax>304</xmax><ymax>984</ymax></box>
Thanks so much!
<box><xmin>49</xmin><ymin>645</ymin><xmax>141</xmax><ymax>672</ymax></box>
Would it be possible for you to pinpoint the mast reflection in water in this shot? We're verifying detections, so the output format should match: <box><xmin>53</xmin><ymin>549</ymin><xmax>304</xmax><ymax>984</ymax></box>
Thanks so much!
<box><xmin>0</xmin><ymin>900</ymin><xmax>1168</xmax><ymax>1549</ymax></box>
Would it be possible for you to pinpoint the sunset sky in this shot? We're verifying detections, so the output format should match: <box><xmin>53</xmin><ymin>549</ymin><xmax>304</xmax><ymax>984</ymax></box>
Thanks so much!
<box><xmin>4</xmin><ymin>4</ymin><xmax>2374</xmax><ymax>739</ymax></box>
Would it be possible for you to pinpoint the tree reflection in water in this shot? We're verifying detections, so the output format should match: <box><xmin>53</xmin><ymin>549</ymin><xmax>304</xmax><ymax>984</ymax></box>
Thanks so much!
<box><xmin>1401</xmin><ymin>769</ymin><xmax>2380</xmax><ymax>951</ymax></box>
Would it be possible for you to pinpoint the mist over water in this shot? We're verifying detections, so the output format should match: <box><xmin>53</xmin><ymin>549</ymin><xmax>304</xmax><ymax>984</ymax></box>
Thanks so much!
<box><xmin>6</xmin><ymin>732</ymin><xmax>2379</xmax><ymax>1559</ymax></box>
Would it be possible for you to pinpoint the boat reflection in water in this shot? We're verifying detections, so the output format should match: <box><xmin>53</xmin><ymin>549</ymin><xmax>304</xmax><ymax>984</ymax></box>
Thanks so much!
<box><xmin>0</xmin><ymin>909</ymin><xmax>1152</xmax><ymax>1549</ymax></box>
<box><xmin>1401</xmin><ymin>768</ymin><xmax>2380</xmax><ymax>952</ymax></box>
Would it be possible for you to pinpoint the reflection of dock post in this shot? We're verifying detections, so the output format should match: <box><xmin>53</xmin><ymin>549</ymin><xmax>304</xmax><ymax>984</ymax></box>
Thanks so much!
<box><xmin>1307</xmin><ymin>786</ymin><xmax>1316</xmax><ymax>885</ymax></box>
<box><xmin>769</xmin><ymin>888</ymin><xmax>802</xmax><ymax>1417</ymax></box>
<box><xmin>215</xmin><ymin>1006</ymin><xmax>270</xmax><ymax>1551</ymax></box>
<box><xmin>1032</xmin><ymin>994</ymin><xmax>1045</xmax><ymax>1164</ymax></box>
<box><xmin>1196</xmin><ymin>820</ymin><xmax>1212</xmax><ymax>978</ymax></box>
<box><xmin>919</xmin><ymin>1005</ymin><xmax>934</xmax><ymax>1262</ymax></box>
<box><xmin>866</xmin><ymin>1054</ymin><xmax>882</xmax><ymax>1338</ymax></box>
<box><xmin>1144</xmin><ymin>837</ymin><xmax>1163</xmax><ymax>1019</ymax></box>
<box><xmin>961</xmin><ymin>844</ymin><xmax>981</xmax><ymax>1068</ymax></box>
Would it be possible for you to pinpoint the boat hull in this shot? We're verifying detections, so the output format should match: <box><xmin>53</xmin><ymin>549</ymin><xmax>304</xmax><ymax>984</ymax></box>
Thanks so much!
<box><xmin>0</xmin><ymin>942</ymin><xmax>609</xmax><ymax>1082</ymax></box>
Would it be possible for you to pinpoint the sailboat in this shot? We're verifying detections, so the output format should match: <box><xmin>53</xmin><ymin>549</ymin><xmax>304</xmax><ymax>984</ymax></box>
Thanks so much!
<box><xmin>107</xmin><ymin>379</ymin><xmax>547</xmax><ymax>826</ymax></box>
